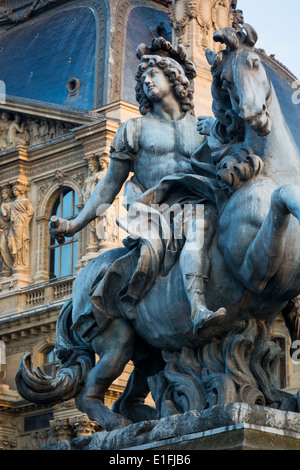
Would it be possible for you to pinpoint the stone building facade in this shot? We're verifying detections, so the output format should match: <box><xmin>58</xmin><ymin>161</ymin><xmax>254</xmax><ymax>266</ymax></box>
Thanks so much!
<box><xmin>0</xmin><ymin>0</ymin><xmax>299</xmax><ymax>450</ymax></box>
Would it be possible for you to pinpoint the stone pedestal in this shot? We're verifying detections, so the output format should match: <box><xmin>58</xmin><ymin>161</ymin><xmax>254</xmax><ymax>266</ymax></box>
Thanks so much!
<box><xmin>41</xmin><ymin>403</ymin><xmax>300</xmax><ymax>451</ymax></box>
<box><xmin>130</xmin><ymin>423</ymin><xmax>300</xmax><ymax>451</ymax></box>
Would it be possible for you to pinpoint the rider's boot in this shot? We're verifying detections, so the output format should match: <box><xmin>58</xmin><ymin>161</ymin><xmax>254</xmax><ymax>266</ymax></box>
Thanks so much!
<box><xmin>185</xmin><ymin>272</ymin><xmax>226</xmax><ymax>334</ymax></box>
<box><xmin>181</xmin><ymin>205</ymin><xmax>226</xmax><ymax>334</ymax></box>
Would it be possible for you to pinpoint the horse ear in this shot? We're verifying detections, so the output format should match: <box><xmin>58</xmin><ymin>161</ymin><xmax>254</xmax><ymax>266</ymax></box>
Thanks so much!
<box><xmin>243</xmin><ymin>24</ymin><xmax>258</xmax><ymax>47</ymax></box>
<box><xmin>205</xmin><ymin>49</ymin><xmax>217</xmax><ymax>66</ymax></box>
<box><xmin>213</xmin><ymin>28</ymin><xmax>239</xmax><ymax>51</ymax></box>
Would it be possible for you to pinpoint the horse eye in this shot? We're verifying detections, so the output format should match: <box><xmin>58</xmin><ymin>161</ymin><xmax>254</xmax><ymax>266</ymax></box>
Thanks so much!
<box><xmin>247</xmin><ymin>54</ymin><xmax>260</xmax><ymax>69</ymax></box>
<box><xmin>252</xmin><ymin>58</ymin><xmax>260</xmax><ymax>69</ymax></box>
<box><xmin>221</xmin><ymin>78</ymin><xmax>230</xmax><ymax>90</ymax></box>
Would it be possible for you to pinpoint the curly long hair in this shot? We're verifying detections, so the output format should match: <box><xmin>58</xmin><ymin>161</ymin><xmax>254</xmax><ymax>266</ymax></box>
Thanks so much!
<box><xmin>135</xmin><ymin>37</ymin><xmax>197</xmax><ymax>115</ymax></box>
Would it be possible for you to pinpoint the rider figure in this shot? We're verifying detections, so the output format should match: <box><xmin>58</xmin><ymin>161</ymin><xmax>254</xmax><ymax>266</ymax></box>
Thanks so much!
<box><xmin>49</xmin><ymin>38</ymin><xmax>226</xmax><ymax>334</ymax></box>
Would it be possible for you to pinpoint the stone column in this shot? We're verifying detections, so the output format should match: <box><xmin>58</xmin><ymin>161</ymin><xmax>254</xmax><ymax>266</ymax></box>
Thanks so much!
<box><xmin>34</xmin><ymin>215</ymin><xmax>50</xmax><ymax>282</ymax></box>
<box><xmin>168</xmin><ymin>0</ymin><xmax>237</xmax><ymax>116</ymax></box>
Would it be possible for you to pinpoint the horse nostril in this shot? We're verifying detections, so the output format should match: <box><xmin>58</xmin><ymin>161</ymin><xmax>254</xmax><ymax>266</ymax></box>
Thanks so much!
<box><xmin>239</xmin><ymin>106</ymin><xmax>251</xmax><ymax>121</ymax></box>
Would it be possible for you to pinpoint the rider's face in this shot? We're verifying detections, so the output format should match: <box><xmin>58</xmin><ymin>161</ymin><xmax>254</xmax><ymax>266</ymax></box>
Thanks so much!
<box><xmin>142</xmin><ymin>66</ymin><xmax>173</xmax><ymax>102</ymax></box>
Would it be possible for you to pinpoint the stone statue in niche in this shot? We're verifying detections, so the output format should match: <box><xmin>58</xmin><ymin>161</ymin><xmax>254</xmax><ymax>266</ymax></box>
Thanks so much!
<box><xmin>8</xmin><ymin>183</ymin><xmax>34</xmax><ymax>270</ymax></box>
<box><xmin>17</xmin><ymin>29</ymin><xmax>300</xmax><ymax>434</ymax></box>
<box><xmin>0</xmin><ymin>185</ymin><xmax>13</xmax><ymax>276</ymax></box>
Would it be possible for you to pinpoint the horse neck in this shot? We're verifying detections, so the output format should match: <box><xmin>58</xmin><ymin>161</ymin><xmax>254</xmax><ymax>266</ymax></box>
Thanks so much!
<box><xmin>244</xmin><ymin>85</ymin><xmax>300</xmax><ymax>176</ymax></box>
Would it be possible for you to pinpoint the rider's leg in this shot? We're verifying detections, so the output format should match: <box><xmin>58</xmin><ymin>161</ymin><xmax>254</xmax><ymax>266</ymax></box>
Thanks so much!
<box><xmin>238</xmin><ymin>184</ymin><xmax>300</xmax><ymax>293</ymax></box>
<box><xmin>75</xmin><ymin>318</ymin><xmax>136</xmax><ymax>431</ymax></box>
<box><xmin>179</xmin><ymin>205</ymin><xmax>226</xmax><ymax>332</ymax></box>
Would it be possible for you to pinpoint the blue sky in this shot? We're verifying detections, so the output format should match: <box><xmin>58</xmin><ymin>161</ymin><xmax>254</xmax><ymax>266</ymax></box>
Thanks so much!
<box><xmin>237</xmin><ymin>0</ymin><xmax>300</xmax><ymax>79</ymax></box>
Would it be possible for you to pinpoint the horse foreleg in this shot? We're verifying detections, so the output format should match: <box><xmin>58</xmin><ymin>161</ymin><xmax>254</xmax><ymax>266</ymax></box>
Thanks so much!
<box><xmin>75</xmin><ymin>319</ymin><xmax>135</xmax><ymax>431</ymax></box>
<box><xmin>238</xmin><ymin>184</ymin><xmax>300</xmax><ymax>293</ymax></box>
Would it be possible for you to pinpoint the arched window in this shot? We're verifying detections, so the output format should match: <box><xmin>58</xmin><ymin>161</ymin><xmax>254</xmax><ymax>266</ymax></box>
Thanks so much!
<box><xmin>49</xmin><ymin>188</ymin><xmax>79</xmax><ymax>278</ymax></box>
<box><xmin>42</xmin><ymin>347</ymin><xmax>60</xmax><ymax>377</ymax></box>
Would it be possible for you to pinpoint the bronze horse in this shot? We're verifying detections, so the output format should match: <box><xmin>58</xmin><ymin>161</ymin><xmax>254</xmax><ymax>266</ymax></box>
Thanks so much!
<box><xmin>16</xmin><ymin>25</ymin><xmax>300</xmax><ymax>430</ymax></box>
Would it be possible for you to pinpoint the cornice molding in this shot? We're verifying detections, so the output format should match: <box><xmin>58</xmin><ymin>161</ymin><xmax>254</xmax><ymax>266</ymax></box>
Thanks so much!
<box><xmin>256</xmin><ymin>49</ymin><xmax>298</xmax><ymax>85</ymax></box>
<box><xmin>0</xmin><ymin>96</ymin><xmax>98</xmax><ymax>125</ymax></box>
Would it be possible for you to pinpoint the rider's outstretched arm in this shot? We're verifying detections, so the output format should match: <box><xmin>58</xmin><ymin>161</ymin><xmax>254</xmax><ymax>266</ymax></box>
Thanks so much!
<box><xmin>49</xmin><ymin>158</ymin><xmax>131</xmax><ymax>240</ymax></box>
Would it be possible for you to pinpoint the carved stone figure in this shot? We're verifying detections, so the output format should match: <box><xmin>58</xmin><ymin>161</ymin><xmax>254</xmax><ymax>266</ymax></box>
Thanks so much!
<box><xmin>94</xmin><ymin>154</ymin><xmax>117</xmax><ymax>245</ymax></box>
<box><xmin>83</xmin><ymin>155</ymin><xmax>117</xmax><ymax>249</ymax></box>
<box><xmin>38</xmin><ymin>119</ymin><xmax>49</xmax><ymax>142</ymax></box>
<box><xmin>53</xmin><ymin>170</ymin><xmax>65</xmax><ymax>185</ymax></box>
<box><xmin>82</xmin><ymin>157</ymin><xmax>101</xmax><ymax>250</ymax></box>
<box><xmin>0</xmin><ymin>186</ymin><xmax>13</xmax><ymax>275</ymax></box>
<box><xmin>82</xmin><ymin>157</ymin><xmax>100</xmax><ymax>204</ymax></box>
<box><xmin>16</xmin><ymin>30</ymin><xmax>300</xmax><ymax>433</ymax></box>
<box><xmin>30</xmin><ymin>119</ymin><xmax>41</xmax><ymax>145</ymax></box>
<box><xmin>7</xmin><ymin>114</ymin><xmax>30</xmax><ymax>147</ymax></box>
<box><xmin>0</xmin><ymin>112</ymin><xmax>10</xmax><ymax>150</ymax></box>
<box><xmin>8</xmin><ymin>183</ymin><xmax>34</xmax><ymax>269</ymax></box>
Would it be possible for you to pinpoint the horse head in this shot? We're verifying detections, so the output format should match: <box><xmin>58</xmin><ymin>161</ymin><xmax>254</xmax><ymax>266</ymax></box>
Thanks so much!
<box><xmin>206</xmin><ymin>24</ymin><xmax>272</xmax><ymax>137</ymax></box>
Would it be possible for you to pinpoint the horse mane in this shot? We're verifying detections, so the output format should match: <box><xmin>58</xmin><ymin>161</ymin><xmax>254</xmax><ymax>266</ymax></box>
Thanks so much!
<box><xmin>206</xmin><ymin>24</ymin><xmax>264</xmax><ymax>194</ymax></box>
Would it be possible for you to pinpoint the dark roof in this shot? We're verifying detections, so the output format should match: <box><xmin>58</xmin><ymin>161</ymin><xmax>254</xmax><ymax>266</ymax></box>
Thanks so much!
<box><xmin>122</xmin><ymin>6</ymin><xmax>172</xmax><ymax>104</ymax></box>
<box><xmin>0</xmin><ymin>6</ymin><xmax>97</xmax><ymax>110</ymax></box>
<box><xmin>262</xmin><ymin>60</ymin><xmax>300</xmax><ymax>151</ymax></box>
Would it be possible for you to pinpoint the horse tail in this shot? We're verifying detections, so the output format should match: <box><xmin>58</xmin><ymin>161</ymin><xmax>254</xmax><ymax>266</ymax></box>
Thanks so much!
<box><xmin>15</xmin><ymin>299</ymin><xmax>95</xmax><ymax>405</ymax></box>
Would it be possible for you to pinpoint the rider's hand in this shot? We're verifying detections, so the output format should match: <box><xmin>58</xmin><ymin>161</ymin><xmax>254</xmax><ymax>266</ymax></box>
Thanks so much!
<box><xmin>197</xmin><ymin>116</ymin><xmax>215</xmax><ymax>136</ymax></box>
<box><xmin>49</xmin><ymin>216</ymin><xmax>75</xmax><ymax>245</ymax></box>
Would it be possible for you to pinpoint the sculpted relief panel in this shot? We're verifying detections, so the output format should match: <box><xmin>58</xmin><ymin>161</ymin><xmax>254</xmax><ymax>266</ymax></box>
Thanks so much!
<box><xmin>0</xmin><ymin>112</ymin><xmax>73</xmax><ymax>151</ymax></box>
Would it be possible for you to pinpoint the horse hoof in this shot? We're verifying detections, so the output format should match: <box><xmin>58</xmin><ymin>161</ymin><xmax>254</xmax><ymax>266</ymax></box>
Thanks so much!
<box><xmin>112</xmin><ymin>418</ymin><xmax>133</xmax><ymax>430</ymax></box>
<box><xmin>193</xmin><ymin>307</ymin><xmax>227</xmax><ymax>335</ymax></box>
